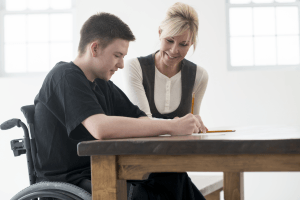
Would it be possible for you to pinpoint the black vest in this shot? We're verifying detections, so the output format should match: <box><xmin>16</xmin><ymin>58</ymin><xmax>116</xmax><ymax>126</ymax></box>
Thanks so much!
<box><xmin>138</xmin><ymin>52</ymin><xmax>197</xmax><ymax>119</ymax></box>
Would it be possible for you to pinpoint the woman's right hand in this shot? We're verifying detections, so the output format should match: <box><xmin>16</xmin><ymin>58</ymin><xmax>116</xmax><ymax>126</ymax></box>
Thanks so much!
<box><xmin>194</xmin><ymin>115</ymin><xmax>207</xmax><ymax>133</ymax></box>
<box><xmin>170</xmin><ymin>114</ymin><xmax>201</xmax><ymax>136</ymax></box>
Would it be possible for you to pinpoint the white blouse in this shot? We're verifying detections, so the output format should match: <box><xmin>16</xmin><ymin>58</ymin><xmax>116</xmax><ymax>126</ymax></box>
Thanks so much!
<box><xmin>123</xmin><ymin>57</ymin><xmax>208</xmax><ymax>118</ymax></box>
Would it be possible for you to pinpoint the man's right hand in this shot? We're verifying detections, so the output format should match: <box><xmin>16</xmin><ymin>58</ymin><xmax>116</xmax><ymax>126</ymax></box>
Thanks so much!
<box><xmin>170</xmin><ymin>114</ymin><xmax>201</xmax><ymax>136</ymax></box>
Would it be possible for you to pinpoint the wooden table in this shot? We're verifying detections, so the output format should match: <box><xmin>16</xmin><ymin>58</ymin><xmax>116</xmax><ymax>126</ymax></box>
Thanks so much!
<box><xmin>77</xmin><ymin>125</ymin><xmax>300</xmax><ymax>200</ymax></box>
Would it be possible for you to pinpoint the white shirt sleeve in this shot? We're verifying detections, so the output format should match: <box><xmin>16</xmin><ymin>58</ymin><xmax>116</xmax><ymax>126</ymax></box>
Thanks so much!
<box><xmin>124</xmin><ymin>58</ymin><xmax>153</xmax><ymax>118</ymax></box>
<box><xmin>192</xmin><ymin>66</ymin><xmax>209</xmax><ymax>115</ymax></box>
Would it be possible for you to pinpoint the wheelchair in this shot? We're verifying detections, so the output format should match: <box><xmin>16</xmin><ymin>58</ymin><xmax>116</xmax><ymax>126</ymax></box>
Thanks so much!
<box><xmin>0</xmin><ymin>105</ymin><xmax>92</xmax><ymax>200</ymax></box>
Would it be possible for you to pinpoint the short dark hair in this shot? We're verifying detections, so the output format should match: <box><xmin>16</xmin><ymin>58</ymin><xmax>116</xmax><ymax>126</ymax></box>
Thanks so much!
<box><xmin>78</xmin><ymin>12</ymin><xmax>135</xmax><ymax>55</ymax></box>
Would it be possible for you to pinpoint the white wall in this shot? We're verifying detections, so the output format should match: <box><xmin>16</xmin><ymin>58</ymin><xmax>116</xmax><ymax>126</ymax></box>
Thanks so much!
<box><xmin>0</xmin><ymin>76</ymin><xmax>46</xmax><ymax>199</ymax></box>
<box><xmin>1</xmin><ymin>0</ymin><xmax>300</xmax><ymax>199</ymax></box>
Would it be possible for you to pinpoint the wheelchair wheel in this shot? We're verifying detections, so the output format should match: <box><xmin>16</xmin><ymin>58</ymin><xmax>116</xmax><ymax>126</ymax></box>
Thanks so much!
<box><xmin>11</xmin><ymin>181</ymin><xmax>91</xmax><ymax>200</ymax></box>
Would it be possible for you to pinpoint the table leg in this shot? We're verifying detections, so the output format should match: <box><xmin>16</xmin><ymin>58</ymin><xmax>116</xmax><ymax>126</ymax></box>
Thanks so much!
<box><xmin>224</xmin><ymin>172</ymin><xmax>244</xmax><ymax>200</ymax></box>
<box><xmin>91</xmin><ymin>155</ymin><xmax>127</xmax><ymax>200</ymax></box>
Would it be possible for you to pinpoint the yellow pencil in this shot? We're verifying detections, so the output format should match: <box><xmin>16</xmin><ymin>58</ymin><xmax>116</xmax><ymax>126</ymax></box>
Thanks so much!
<box><xmin>202</xmin><ymin>130</ymin><xmax>236</xmax><ymax>133</ymax></box>
<box><xmin>191</xmin><ymin>92</ymin><xmax>195</xmax><ymax>114</ymax></box>
<box><xmin>190</xmin><ymin>92</ymin><xmax>235</xmax><ymax>133</ymax></box>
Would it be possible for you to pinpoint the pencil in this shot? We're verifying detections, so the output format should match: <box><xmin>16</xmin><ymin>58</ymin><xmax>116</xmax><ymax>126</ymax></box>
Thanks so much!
<box><xmin>203</xmin><ymin>130</ymin><xmax>236</xmax><ymax>133</ymax></box>
<box><xmin>191</xmin><ymin>92</ymin><xmax>195</xmax><ymax>114</ymax></box>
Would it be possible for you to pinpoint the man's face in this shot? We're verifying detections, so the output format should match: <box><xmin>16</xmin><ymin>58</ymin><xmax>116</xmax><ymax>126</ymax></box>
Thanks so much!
<box><xmin>93</xmin><ymin>39</ymin><xmax>129</xmax><ymax>81</ymax></box>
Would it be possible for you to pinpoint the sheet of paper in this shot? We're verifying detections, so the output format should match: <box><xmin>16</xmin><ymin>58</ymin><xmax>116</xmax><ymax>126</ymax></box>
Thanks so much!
<box><xmin>160</xmin><ymin>133</ymin><xmax>225</xmax><ymax>137</ymax></box>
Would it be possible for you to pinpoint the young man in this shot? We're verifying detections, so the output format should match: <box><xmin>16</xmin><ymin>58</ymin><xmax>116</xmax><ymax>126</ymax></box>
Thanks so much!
<box><xmin>34</xmin><ymin>12</ymin><xmax>204</xmax><ymax>198</ymax></box>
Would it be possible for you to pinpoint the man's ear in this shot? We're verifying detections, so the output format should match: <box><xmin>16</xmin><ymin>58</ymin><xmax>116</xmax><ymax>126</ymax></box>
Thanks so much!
<box><xmin>90</xmin><ymin>41</ymin><xmax>99</xmax><ymax>57</ymax></box>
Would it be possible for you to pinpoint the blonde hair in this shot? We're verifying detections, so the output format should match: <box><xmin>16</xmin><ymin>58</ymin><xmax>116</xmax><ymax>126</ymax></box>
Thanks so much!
<box><xmin>159</xmin><ymin>2</ymin><xmax>199</xmax><ymax>51</ymax></box>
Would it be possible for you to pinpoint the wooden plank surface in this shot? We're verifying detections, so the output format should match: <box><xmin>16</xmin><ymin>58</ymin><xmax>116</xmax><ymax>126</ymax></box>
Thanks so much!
<box><xmin>118</xmin><ymin>154</ymin><xmax>300</xmax><ymax>180</ymax></box>
<box><xmin>78</xmin><ymin>126</ymin><xmax>300</xmax><ymax>156</ymax></box>
<box><xmin>78</xmin><ymin>139</ymin><xmax>300</xmax><ymax>156</ymax></box>
<box><xmin>224</xmin><ymin>172</ymin><xmax>244</xmax><ymax>200</ymax></box>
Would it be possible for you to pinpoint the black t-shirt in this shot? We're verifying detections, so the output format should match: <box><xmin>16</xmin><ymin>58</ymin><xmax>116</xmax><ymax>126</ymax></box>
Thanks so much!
<box><xmin>33</xmin><ymin>61</ymin><xmax>146</xmax><ymax>184</ymax></box>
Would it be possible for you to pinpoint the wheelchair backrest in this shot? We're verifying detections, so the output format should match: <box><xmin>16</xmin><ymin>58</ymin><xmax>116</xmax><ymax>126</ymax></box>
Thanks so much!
<box><xmin>21</xmin><ymin>105</ymin><xmax>35</xmax><ymax>139</ymax></box>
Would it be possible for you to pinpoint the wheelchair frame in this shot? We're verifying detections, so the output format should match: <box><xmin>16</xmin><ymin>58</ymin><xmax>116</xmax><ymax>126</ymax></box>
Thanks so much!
<box><xmin>1</xmin><ymin>105</ymin><xmax>91</xmax><ymax>200</ymax></box>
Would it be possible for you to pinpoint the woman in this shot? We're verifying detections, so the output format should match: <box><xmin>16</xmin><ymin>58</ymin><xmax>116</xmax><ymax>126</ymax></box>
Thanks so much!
<box><xmin>124</xmin><ymin>2</ymin><xmax>208</xmax><ymax>200</ymax></box>
<box><xmin>125</xmin><ymin>2</ymin><xmax>208</xmax><ymax>133</ymax></box>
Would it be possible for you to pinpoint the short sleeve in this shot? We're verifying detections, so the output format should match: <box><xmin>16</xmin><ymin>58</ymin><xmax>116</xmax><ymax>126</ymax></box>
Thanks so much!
<box><xmin>45</xmin><ymin>71</ymin><xmax>104</xmax><ymax>138</ymax></box>
<box><xmin>109</xmin><ymin>81</ymin><xmax>147</xmax><ymax>118</ymax></box>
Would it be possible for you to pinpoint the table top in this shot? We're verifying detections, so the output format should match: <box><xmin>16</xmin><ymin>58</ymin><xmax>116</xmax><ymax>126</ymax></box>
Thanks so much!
<box><xmin>77</xmin><ymin>125</ymin><xmax>300</xmax><ymax>156</ymax></box>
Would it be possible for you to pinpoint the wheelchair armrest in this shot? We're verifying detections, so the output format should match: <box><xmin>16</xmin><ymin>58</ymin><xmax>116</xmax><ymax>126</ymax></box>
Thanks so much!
<box><xmin>0</xmin><ymin>118</ymin><xmax>21</xmax><ymax>130</ymax></box>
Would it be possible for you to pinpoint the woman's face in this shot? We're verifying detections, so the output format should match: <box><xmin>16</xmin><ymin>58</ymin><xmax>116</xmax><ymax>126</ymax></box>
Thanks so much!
<box><xmin>159</xmin><ymin>30</ymin><xmax>193</xmax><ymax>68</ymax></box>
